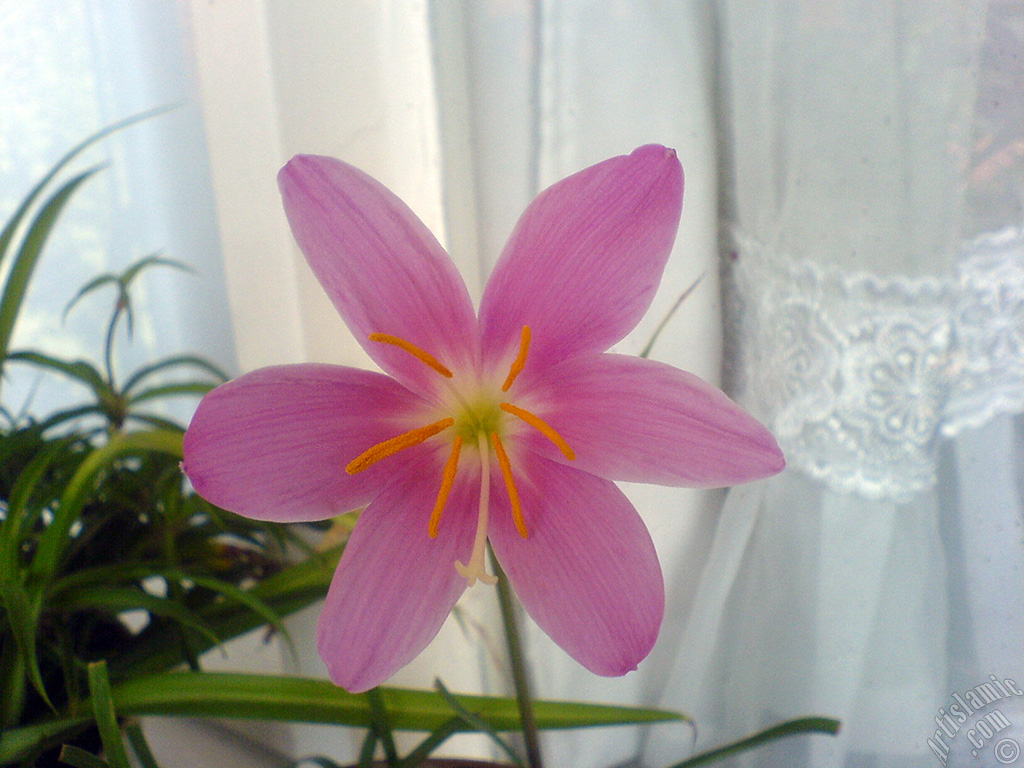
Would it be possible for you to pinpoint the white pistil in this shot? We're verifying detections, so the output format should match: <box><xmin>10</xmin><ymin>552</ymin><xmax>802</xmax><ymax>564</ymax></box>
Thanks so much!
<box><xmin>455</xmin><ymin>438</ymin><xmax>498</xmax><ymax>586</ymax></box>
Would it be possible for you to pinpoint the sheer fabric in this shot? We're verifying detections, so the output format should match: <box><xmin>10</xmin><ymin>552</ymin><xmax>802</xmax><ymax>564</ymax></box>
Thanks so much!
<box><xmin>645</xmin><ymin>3</ymin><xmax>1024</xmax><ymax>766</ymax></box>
<box><xmin>433</xmin><ymin>4</ymin><xmax>725</xmax><ymax>766</ymax></box>
<box><xmin>0</xmin><ymin>1</ymin><xmax>235</xmax><ymax>419</ymax></box>
<box><xmin>21</xmin><ymin>1</ymin><xmax>1024</xmax><ymax>766</ymax></box>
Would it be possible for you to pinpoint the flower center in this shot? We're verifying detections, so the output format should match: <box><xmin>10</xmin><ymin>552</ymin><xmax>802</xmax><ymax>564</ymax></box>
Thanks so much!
<box><xmin>346</xmin><ymin>326</ymin><xmax>575</xmax><ymax>586</ymax></box>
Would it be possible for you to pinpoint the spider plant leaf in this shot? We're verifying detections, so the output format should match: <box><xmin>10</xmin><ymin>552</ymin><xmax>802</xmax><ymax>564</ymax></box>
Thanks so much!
<box><xmin>0</xmin><ymin>167</ymin><xmax>102</xmax><ymax>377</ymax></box>
<box><xmin>0</xmin><ymin>107</ymin><xmax>172</xmax><ymax>274</ymax></box>
<box><xmin>87</xmin><ymin>661</ymin><xmax>132</xmax><ymax>768</ymax></box>
<box><xmin>122</xmin><ymin>354</ymin><xmax>229</xmax><ymax>394</ymax></box>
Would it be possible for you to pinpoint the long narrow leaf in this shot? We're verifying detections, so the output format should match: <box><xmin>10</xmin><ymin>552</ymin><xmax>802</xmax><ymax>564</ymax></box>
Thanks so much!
<box><xmin>59</xmin><ymin>745</ymin><xmax>110</xmax><ymax>768</ymax></box>
<box><xmin>125</xmin><ymin>721</ymin><xmax>163</xmax><ymax>768</ymax></box>
<box><xmin>61</xmin><ymin>274</ymin><xmax>120</xmax><ymax>323</ymax></box>
<box><xmin>668</xmin><ymin>717</ymin><xmax>842</xmax><ymax>767</ymax></box>
<box><xmin>0</xmin><ymin>438</ymin><xmax>76</xmax><ymax>713</ymax></box>
<box><xmin>30</xmin><ymin>430</ymin><xmax>183</xmax><ymax>584</ymax></box>
<box><xmin>178</xmin><ymin>571</ymin><xmax>292</xmax><ymax>652</ymax></box>
<box><xmin>0</xmin><ymin>715</ymin><xmax>92</xmax><ymax>764</ymax></box>
<box><xmin>0</xmin><ymin>635</ymin><xmax>28</xmax><ymax>729</ymax></box>
<box><xmin>103</xmin><ymin>673</ymin><xmax>688</xmax><ymax>732</ymax></box>
<box><xmin>35</xmin><ymin>404</ymin><xmax>107</xmax><ymax>433</ymax></box>
<box><xmin>52</xmin><ymin>587</ymin><xmax>221</xmax><ymax>648</ymax></box>
<box><xmin>6</xmin><ymin>350</ymin><xmax>110</xmax><ymax>394</ymax></box>
<box><xmin>107</xmin><ymin>545</ymin><xmax>342</xmax><ymax>678</ymax></box>
<box><xmin>1</xmin><ymin>674</ymin><xmax>687</xmax><ymax>765</ymax></box>
<box><xmin>396</xmin><ymin>717</ymin><xmax>463</xmax><ymax>768</ymax></box>
<box><xmin>358</xmin><ymin>728</ymin><xmax>378</xmax><ymax>768</ymax></box>
<box><xmin>87</xmin><ymin>661</ymin><xmax>132</xmax><ymax>768</ymax></box>
<box><xmin>0</xmin><ymin>167</ymin><xmax>103</xmax><ymax>377</ymax></box>
<box><xmin>51</xmin><ymin>564</ymin><xmax>292</xmax><ymax>652</ymax></box>
<box><xmin>121</xmin><ymin>254</ymin><xmax>193</xmax><ymax>285</ymax></box>
<box><xmin>435</xmin><ymin>679</ymin><xmax>522</xmax><ymax>767</ymax></box>
<box><xmin>127</xmin><ymin>381</ymin><xmax>218</xmax><ymax>405</ymax></box>
<box><xmin>122</xmin><ymin>354</ymin><xmax>229</xmax><ymax>395</ymax></box>
<box><xmin>124</xmin><ymin>413</ymin><xmax>187</xmax><ymax>432</ymax></box>
<box><xmin>0</xmin><ymin>107</ymin><xmax>172</xmax><ymax>274</ymax></box>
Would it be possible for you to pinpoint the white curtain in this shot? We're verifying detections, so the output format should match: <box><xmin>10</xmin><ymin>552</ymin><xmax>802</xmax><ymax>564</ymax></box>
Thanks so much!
<box><xmin>0</xmin><ymin>0</ymin><xmax>235</xmax><ymax>420</ymax></box>
<box><xmin>646</xmin><ymin>3</ymin><xmax>1024</xmax><ymax>766</ymax></box>
<box><xmin>435</xmin><ymin>4</ymin><xmax>724</xmax><ymax>767</ymax></box>
<box><xmin>15</xmin><ymin>1</ymin><xmax>1023</xmax><ymax>766</ymax></box>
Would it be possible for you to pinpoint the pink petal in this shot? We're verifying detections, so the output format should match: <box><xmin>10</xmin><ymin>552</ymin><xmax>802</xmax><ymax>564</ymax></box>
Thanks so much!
<box><xmin>517</xmin><ymin>353</ymin><xmax>785</xmax><ymax>487</ymax></box>
<box><xmin>478</xmin><ymin>145</ymin><xmax>683</xmax><ymax>375</ymax></box>
<box><xmin>317</xmin><ymin>452</ymin><xmax>477</xmax><ymax>692</ymax></box>
<box><xmin>279</xmin><ymin>156</ymin><xmax>478</xmax><ymax>398</ymax></box>
<box><xmin>183</xmin><ymin>364</ymin><xmax>432</xmax><ymax>521</ymax></box>
<box><xmin>488</xmin><ymin>453</ymin><xmax>664</xmax><ymax>676</ymax></box>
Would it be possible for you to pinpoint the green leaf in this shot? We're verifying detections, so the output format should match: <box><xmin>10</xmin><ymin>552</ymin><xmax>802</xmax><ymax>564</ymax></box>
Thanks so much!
<box><xmin>6</xmin><ymin>350</ymin><xmax>111</xmax><ymax>394</ymax></box>
<box><xmin>35</xmin><ymin>404</ymin><xmax>108</xmax><ymax>433</ymax></box>
<box><xmin>59</xmin><ymin>745</ymin><xmax>110</xmax><ymax>768</ymax></box>
<box><xmin>52</xmin><ymin>587</ymin><xmax>222</xmax><ymax>648</ymax></box>
<box><xmin>668</xmin><ymin>717</ymin><xmax>842</xmax><ymax>767</ymax></box>
<box><xmin>121</xmin><ymin>254</ymin><xmax>193</xmax><ymax>285</ymax></box>
<box><xmin>0</xmin><ymin>438</ymin><xmax>77</xmax><ymax>714</ymax></box>
<box><xmin>0</xmin><ymin>636</ymin><xmax>29</xmax><ymax>729</ymax></box>
<box><xmin>0</xmin><ymin>167</ymin><xmax>102</xmax><ymax>379</ymax></box>
<box><xmin>396</xmin><ymin>717</ymin><xmax>463</xmax><ymax>768</ymax></box>
<box><xmin>108</xmin><ymin>545</ymin><xmax>342</xmax><ymax>678</ymax></box>
<box><xmin>127</xmin><ymin>381</ymin><xmax>218</xmax><ymax>405</ymax></box>
<box><xmin>102</xmin><ymin>672</ymin><xmax>687</xmax><ymax>732</ymax></box>
<box><xmin>30</xmin><ymin>430</ymin><xmax>184</xmax><ymax>584</ymax></box>
<box><xmin>0</xmin><ymin>715</ymin><xmax>92</xmax><ymax>765</ymax></box>
<box><xmin>124</xmin><ymin>412</ymin><xmax>187</xmax><ymax>432</ymax></box>
<box><xmin>87</xmin><ymin>661</ymin><xmax>132</xmax><ymax>768</ymax></box>
<box><xmin>121</xmin><ymin>354</ymin><xmax>229</xmax><ymax>395</ymax></box>
<box><xmin>0</xmin><ymin>108</ymin><xmax>172</xmax><ymax>275</ymax></box>
<box><xmin>0</xmin><ymin>673</ymin><xmax>687</xmax><ymax>765</ymax></box>
<box><xmin>125</xmin><ymin>721</ymin><xmax>163</xmax><ymax>768</ymax></box>
<box><xmin>358</xmin><ymin>728</ymin><xmax>379</xmax><ymax>768</ymax></box>
<box><xmin>51</xmin><ymin>565</ymin><xmax>289</xmax><ymax>646</ymax></box>
<box><xmin>435</xmin><ymin>679</ymin><xmax>522</xmax><ymax>767</ymax></box>
<box><xmin>62</xmin><ymin>253</ymin><xmax>192</xmax><ymax>340</ymax></box>
<box><xmin>61</xmin><ymin>273</ymin><xmax>121</xmax><ymax>323</ymax></box>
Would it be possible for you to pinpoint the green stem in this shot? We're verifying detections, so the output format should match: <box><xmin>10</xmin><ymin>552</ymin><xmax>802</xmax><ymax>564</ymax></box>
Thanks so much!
<box><xmin>490</xmin><ymin>548</ymin><xmax>543</xmax><ymax>768</ymax></box>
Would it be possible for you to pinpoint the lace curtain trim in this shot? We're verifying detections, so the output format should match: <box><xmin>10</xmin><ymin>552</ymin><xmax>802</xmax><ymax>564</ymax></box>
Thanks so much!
<box><xmin>728</xmin><ymin>227</ymin><xmax>1024</xmax><ymax>501</ymax></box>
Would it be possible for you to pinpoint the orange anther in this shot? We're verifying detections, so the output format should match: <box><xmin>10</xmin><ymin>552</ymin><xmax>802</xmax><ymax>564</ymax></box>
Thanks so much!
<box><xmin>346</xmin><ymin>418</ymin><xmax>454</xmax><ymax>474</ymax></box>
<box><xmin>501</xmin><ymin>326</ymin><xmax>531</xmax><ymax>392</ymax></box>
<box><xmin>499</xmin><ymin>402</ymin><xmax>575</xmax><ymax>461</ymax></box>
<box><xmin>491</xmin><ymin>433</ymin><xmax>527</xmax><ymax>539</ymax></box>
<box><xmin>370</xmin><ymin>333</ymin><xmax>453</xmax><ymax>378</ymax></box>
<box><xmin>429</xmin><ymin>435</ymin><xmax>462</xmax><ymax>537</ymax></box>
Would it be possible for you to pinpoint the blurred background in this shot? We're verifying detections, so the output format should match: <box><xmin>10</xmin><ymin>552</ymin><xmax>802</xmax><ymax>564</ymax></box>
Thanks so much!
<box><xmin>2</xmin><ymin>2</ymin><xmax>1022</xmax><ymax>767</ymax></box>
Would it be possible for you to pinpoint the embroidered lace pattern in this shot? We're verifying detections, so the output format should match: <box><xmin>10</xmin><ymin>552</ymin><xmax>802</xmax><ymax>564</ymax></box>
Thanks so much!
<box><xmin>728</xmin><ymin>228</ymin><xmax>1024</xmax><ymax>501</ymax></box>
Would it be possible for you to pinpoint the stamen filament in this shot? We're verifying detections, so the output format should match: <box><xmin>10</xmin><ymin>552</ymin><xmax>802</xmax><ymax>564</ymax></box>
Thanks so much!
<box><xmin>429</xmin><ymin>436</ymin><xmax>462</xmax><ymax>538</ymax></box>
<box><xmin>499</xmin><ymin>402</ymin><xmax>576</xmax><ymax>460</ymax></box>
<box><xmin>346</xmin><ymin>417</ymin><xmax>454</xmax><ymax>474</ymax></box>
<box><xmin>491</xmin><ymin>433</ymin><xmax>527</xmax><ymax>538</ymax></box>
<box><xmin>455</xmin><ymin>439</ymin><xmax>498</xmax><ymax>586</ymax></box>
<box><xmin>370</xmin><ymin>333</ymin><xmax>453</xmax><ymax>378</ymax></box>
<box><xmin>501</xmin><ymin>326</ymin><xmax>531</xmax><ymax>392</ymax></box>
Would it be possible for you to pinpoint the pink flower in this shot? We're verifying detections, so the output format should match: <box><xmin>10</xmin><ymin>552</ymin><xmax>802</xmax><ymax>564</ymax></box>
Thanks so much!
<box><xmin>183</xmin><ymin>145</ymin><xmax>784</xmax><ymax>693</ymax></box>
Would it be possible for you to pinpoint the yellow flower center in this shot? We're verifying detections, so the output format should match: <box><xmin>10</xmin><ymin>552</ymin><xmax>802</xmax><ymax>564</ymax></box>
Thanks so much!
<box><xmin>345</xmin><ymin>326</ymin><xmax>575</xmax><ymax>586</ymax></box>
